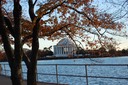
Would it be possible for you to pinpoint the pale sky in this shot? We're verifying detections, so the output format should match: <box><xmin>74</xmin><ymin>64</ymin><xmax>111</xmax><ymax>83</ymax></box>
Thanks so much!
<box><xmin>115</xmin><ymin>37</ymin><xmax>128</xmax><ymax>50</ymax></box>
<box><xmin>19</xmin><ymin>0</ymin><xmax>128</xmax><ymax>51</ymax></box>
<box><xmin>0</xmin><ymin>0</ymin><xmax>127</xmax><ymax>52</ymax></box>
<box><xmin>37</xmin><ymin>36</ymin><xmax>128</xmax><ymax>51</ymax></box>
<box><xmin>37</xmin><ymin>0</ymin><xmax>128</xmax><ymax>51</ymax></box>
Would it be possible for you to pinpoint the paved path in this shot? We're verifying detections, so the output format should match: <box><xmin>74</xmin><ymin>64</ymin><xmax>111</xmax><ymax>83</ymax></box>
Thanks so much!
<box><xmin>0</xmin><ymin>75</ymin><xmax>68</xmax><ymax>85</ymax></box>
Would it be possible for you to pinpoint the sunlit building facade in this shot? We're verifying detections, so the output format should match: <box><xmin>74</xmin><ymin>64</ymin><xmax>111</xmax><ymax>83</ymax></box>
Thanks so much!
<box><xmin>54</xmin><ymin>38</ymin><xmax>76</xmax><ymax>57</ymax></box>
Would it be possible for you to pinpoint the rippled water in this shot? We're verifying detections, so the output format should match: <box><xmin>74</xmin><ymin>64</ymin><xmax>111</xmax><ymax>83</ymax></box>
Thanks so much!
<box><xmin>0</xmin><ymin>56</ymin><xmax>128</xmax><ymax>85</ymax></box>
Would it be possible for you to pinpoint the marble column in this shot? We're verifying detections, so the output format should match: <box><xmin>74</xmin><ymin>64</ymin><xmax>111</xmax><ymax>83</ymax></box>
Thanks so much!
<box><xmin>60</xmin><ymin>47</ymin><xmax>61</xmax><ymax>54</ymax></box>
<box><xmin>57</xmin><ymin>47</ymin><xmax>58</xmax><ymax>55</ymax></box>
<box><xmin>58</xmin><ymin>47</ymin><xmax>59</xmax><ymax>54</ymax></box>
<box><xmin>54</xmin><ymin>46</ymin><xmax>56</xmax><ymax>55</ymax></box>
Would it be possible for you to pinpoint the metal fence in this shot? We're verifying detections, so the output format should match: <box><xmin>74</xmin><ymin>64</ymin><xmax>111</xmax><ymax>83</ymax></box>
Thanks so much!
<box><xmin>0</xmin><ymin>63</ymin><xmax>128</xmax><ymax>85</ymax></box>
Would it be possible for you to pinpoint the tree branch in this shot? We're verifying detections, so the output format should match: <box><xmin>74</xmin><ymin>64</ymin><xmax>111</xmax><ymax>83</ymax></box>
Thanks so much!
<box><xmin>4</xmin><ymin>16</ymin><xmax>15</xmax><ymax>37</ymax></box>
<box><xmin>33</xmin><ymin>0</ymin><xmax>37</xmax><ymax>6</ymax></box>
<box><xmin>22</xmin><ymin>35</ymin><xmax>32</xmax><ymax>45</ymax></box>
<box><xmin>22</xmin><ymin>48</ymin><xmax>30</xmax><ymax>68</ymax></box>
<box><xmin>28</xmin><ymin>0</ymin><xmax>35</xmax><ymax>21</ymax></box>
<box><xmin>64</xmin><ymin>5</ymin><xmax>106</xmax><ymax>36</ymax></box>
<box><xmin>0</xmin><ymin>1</ymin><xmax>14</xmax><ymax>66</ymax></box>
<box><xmin>37</xmin><ymin>1</ymin><xmax>65</xmax><ymax>19</ymax></box>
<box><xmin>63</xmin><ymin>27</ymin><xmax>78</xmax><ymax>48</ymax></box>
<box><xmin>41</xmin><ymin>24</ymin><xmax>70</xmax><ymax>37</ymax></box>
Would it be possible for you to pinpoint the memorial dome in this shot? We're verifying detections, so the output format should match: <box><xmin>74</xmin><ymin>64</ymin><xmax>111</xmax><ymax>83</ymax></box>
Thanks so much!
<box><xmin>57</xmin><ymin>38</ymin><xmax>76</xmax><ymax>47</ymax></box>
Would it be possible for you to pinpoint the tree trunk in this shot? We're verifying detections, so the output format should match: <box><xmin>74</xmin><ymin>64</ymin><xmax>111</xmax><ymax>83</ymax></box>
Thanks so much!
<box><xmin>0</xmin><ymin>0</ymin><xmax>23</xmax><ymax>85</ymax></box>
<box><xmin>27</xmin><ymin>0</ymin><xmax>40</xmax><ymax>84</ymax></box>
<box><xmin>27</xmin><ymin>63</ymin><xmax>37</xmax><ymax>85</ymax></box>
<box><xmin>27</xmin><ymin>20</ymin><xmax>39</xmax><ymax>85</ymax></box>
<box><xmin>12</xmin><ymin>0</ymin><xmax>23</xmax><ymax>85</ymax></box>
<box><xmin>10</xmin><ymin>65</ymin><xmax>23</xmax><ymax>85</ymax></box>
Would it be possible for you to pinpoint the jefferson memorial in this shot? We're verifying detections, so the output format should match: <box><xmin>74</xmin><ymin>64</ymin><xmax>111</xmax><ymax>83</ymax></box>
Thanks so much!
<box><xmin>54</xmin><ymin>38</ymin><xmax>77</xmax><ymax>57</ymax></box>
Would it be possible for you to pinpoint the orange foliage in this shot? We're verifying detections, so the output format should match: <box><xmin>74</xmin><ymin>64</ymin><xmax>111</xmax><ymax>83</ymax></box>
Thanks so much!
<box><xmin>0</xmin><ymin>51</ymin><xmax>6</xmax><ymax>61</ymax></box>
<box><xmin>1</xmin><ymin>0</ymin><xmax>125</xmax><ymax>48</ymax></box>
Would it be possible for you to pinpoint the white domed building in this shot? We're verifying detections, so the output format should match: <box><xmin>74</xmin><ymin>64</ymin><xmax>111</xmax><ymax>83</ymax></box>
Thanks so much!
<box><xmin>54</xmin><ymin>38</ymin><xmax>77</xmax><ymax>57</ymax></box>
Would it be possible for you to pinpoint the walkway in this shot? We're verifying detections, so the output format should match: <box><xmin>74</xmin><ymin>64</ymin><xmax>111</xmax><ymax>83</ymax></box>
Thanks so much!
<box><xmin>0</xmin><ymin>75</ymin><xmax>68</xmax><ymax>85</ymax></box>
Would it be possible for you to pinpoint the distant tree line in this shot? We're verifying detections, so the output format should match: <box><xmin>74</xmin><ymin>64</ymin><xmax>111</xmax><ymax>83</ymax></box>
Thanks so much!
<box><xmin>0</xmin><ymin>47</ymin><xmax>53</xmax><ymax>61</ymax></box>
<box><xmin>0</xmin><ymin>47</ymin><xmax>128</xmax><ymax>61</ymax></box>
<box><xmin>76</xmin><ymin>47</ymin><xmax>128</xmax><ymax>57</ymax></box>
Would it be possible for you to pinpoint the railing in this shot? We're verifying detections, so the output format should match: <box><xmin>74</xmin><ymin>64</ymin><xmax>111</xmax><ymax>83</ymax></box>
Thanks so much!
<box><xmin>0</xmin><ymin>63</ymin><xmax>128</xmax><ymax>85</ymax></box>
